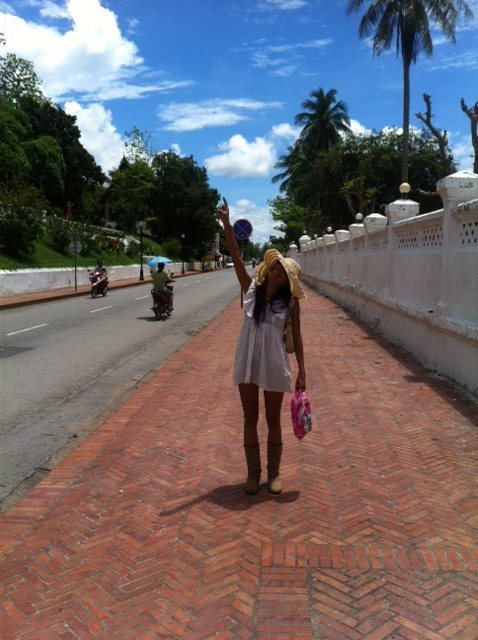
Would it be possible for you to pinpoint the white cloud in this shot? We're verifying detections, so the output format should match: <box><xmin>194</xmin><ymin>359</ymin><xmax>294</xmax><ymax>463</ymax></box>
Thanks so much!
<box><xmin>205</xmin><ymin>121</ymin><xmax>299</xmax><ymax>178</ymax></box>
<box><xmin>0</xmin><ymin>0</ymin><xmax>190</xmax><ymax>101</ymax></box>
<box><xmin>431</xmin><ymin>49</ymin><xmax>478</xmax><ymax>71</ymax></box>
<box><xmin>158</xmin><ymin>99</ymin><xmax>282</xmax><ymax>132</ymax></box>
<box><xmin>205</xmin><ymin>134</ymin><xmax>276</xmax><ymax>178</ymax></box>
<box><xmin>257</xmin><ymin>0</ymin><xmax>308</xmax><ymax>10</ymax></box>
<box><xmin>63</xmin><ymin>100</ymin><xmax>124</xmax><ymax>173</ymax></box>
<box><xmin>270</xmin><ymin>122</ymin><xmax>300</xmax><ymax>141</ymax></box>
<box><xmin>250</xmin><ymin>38</ymin><xmax>332</xmax><ymax>76</ymax></box>
<box><xmin>268</xmin><ymin>39</ymin><xmax>333</xmax><ymax>53</ymax></box>
<box><xmin>39</xmin><ymin>1</ymin><xmax>69</xmax><ymax>19</ymax></box>
<box><xmin>349</xmin><ymin>119</ymin><xmax>372</xmax><ymax>136</ymax></box>
<box><xmin>230</xmin><ymin>199</ymin><xmax>278</xmax><ymax>245</ymax></box>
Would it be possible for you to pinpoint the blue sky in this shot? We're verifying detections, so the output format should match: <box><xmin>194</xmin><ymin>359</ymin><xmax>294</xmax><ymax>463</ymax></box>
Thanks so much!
<box><xmin>1</xmin><ymin>0</ymin><xmax>477</xmax><ymax>243</ymax></box>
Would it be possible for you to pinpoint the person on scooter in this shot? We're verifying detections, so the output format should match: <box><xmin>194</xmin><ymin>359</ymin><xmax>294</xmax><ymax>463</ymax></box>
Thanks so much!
<box><xmin>152</xmin><ymin>262</ymin><xmax>174</xmax><ymax>310</ymax></box>
<box><xmin>94</xmin><ymin>260</ymin><xmax>108</xmax><ymax>280</ymax></box>
<box><xmin>89</xmin><ymin>259</ymin><xmax>108</xmax><ymax>296</ymax></box>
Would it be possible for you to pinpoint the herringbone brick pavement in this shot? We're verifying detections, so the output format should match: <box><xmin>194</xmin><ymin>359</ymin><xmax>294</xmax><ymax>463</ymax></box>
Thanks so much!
<box><xmin>1</xmin><ymin>285</ymin><xmax>477</xmax><ymax>639</ymax></box>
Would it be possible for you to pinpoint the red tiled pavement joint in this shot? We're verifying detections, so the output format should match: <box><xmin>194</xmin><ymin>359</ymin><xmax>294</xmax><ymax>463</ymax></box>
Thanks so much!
<box><xmin>1</xmin><ymin>285</ymin><xmax>477</xmax><ymax>639</ymax></box>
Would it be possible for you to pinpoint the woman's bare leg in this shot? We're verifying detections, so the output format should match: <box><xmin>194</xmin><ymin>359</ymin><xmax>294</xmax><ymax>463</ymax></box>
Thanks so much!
<box><xmin>239</xmin><ymin>383</ymin><xmax>259</xmax><ymax>445</ymax></box>
<box><xmin>264</xmin><ymin>390</ymin><xmax>283</xmax><ymax>445</ymax></box>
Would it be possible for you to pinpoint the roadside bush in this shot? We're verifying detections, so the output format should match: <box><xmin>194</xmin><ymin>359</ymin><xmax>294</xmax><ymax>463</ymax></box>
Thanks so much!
<box><xmin>160</xmin><ymin>237</ymin><xmax>181</xmax><ymax>261</ymax></box>
<box><xmin>0</xmin><ymin>188</ymin><xmax>45</xmax><ymax>256</ymax></box>
<box><xmin>45</xmin><ymin>215</ymin><xmax>102</xmax><ymax>256</ymax></box>
<box><xmin>45</xmin><ymin>214</ymin><xmax>72</xmax><ymax>254</ymax></box>
<box><xmin>126</xmin><ymin>240</ymin><xmax>140</xmax><ymax>258</ymax></box>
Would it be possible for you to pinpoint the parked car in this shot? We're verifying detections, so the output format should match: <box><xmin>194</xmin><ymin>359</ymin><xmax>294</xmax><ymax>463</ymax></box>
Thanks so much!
<box><xmin>226</xmin><ymin>260</ymin><xmax>234</xmax><ymax>268</ymax></box>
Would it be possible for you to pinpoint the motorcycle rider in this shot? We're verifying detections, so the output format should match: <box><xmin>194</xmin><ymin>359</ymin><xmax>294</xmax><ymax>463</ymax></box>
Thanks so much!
<box><xmin>94</xmin><ymin>260</ymin><xmax>108</xmax><ymax>279</ymax></box>
<box><xmin>90</xmin><ymin>259</ymin><xmax>108</xmax><ymax>295</ymax></box>
<box><xmin>152</xmin><ymin>262</ymin><xmax>174</xmax><ymax>310</ymax></box>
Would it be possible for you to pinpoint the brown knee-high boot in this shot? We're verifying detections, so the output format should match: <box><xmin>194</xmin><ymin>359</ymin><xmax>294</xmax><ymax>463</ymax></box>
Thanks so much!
<box><xmin>267</xmin><ymin>442</ymin><xmax>283</xmax><ymax>494</ymax></box>
<box><xmin>244</xmin><ymin>443</ymin><xmax>261</xmax><ymax>495</ymax></box>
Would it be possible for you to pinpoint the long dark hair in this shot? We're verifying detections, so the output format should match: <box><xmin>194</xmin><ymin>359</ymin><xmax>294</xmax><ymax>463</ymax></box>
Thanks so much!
<box><xmin>254</xmin><ymin>281</ymin><xmax>291</xmax><ymax>325</ymax></box>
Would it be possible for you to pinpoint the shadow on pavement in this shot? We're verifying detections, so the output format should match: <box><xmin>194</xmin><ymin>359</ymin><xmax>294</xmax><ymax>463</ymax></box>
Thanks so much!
<box><xmin>159</xmin><ymin>485</ymin><xmax>300</xmax><ymax>516</ymax></box>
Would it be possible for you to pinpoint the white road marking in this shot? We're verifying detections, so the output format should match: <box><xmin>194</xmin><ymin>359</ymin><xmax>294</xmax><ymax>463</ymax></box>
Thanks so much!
<box><xmin>7</xmin><ymin>323</ymin><xmax>48</xmax><ymax>336</ymax></box>
<box><xmin>89</xmin><ymin>306</ymin><xmax>112</xmax><ymax>313</ymax></box>
<box><xmin>135</xmin><ymin>295</ymin><xmax>149</xmax><ymax>300</ymax></box>
<box><xmin>182</xmin><ymin>283</ymin><xmax>191</xmax><ymax>287</ymax></box>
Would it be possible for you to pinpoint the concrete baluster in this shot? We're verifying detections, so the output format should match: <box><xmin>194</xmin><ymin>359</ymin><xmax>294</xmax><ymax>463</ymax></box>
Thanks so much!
<box><xmin>436</xmin><ymin>171</ymin><xmax>478</xmax><ymax>321</ymax></box>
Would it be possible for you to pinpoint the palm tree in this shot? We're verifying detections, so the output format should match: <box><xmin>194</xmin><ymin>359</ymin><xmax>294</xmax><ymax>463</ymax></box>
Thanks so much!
<box><xmin>295</xmin><ymin>88</ymin><xmax>351</xmax><ymax>155</ymax></box>
<box><xmin>272</xmin><ymin>88</ymin><xmax>351</xmax><ymax>207</ymax></box>
<box><xmin>346</xmin><ymin>0</ymin><xmax>473</xmax><ymax>182</ymax></box>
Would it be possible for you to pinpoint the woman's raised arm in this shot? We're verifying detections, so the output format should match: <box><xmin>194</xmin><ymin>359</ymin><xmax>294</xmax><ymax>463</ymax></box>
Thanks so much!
<box><xmin>216</xmin><ymin>198</ymin><xmax>252</xmax><ymax>293</ymax></box>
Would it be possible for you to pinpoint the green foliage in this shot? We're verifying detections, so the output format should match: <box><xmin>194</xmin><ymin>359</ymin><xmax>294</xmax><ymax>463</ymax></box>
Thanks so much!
<box><xmin>269</xmin><ymin>196</ymin><xmax>327</xmax><ymax>247</ymax></box>
<box><xmin>124</xmin><ymin>127</ymin><xmax>155</xmax><ymax>164</ymax></box>
<box><xmin>272</xmin><ymin>129</ymin><xmax>454</xmax><ymax>236</ymax></box>
<box><xmin>22</xmin><ymin>135</ymin><xmax>65</xmax><ymax>201</ymax></box>
<box><xmin>19</xmin><ymin>95</ymin><xmax>106</xmax><ymax>213</ymax></box>
<box><xmin>0</xmin><ymin>53</ymin><xmax>44</xmax><ymax>103</ymax></box>
<box><xmin>160</xmin><ymin>237</ymin><xmax>182</xmax><ymax>260</ymax></box>
<box><xmin>107</xmin><ymin>158</ymin><xmax>155</xmax><ymax>231</ymax></box>
<box><xmin>149</xmin><ymin>152</ymin><xmax>219</xmax><ymax>258</ymax></box>
<box><xmin>346</xmin><ymin>0</ymin><xmax>473</xmax><ymax>181</ymax></box>
<box><xmin>44</xmin><ymin>215</ymin><xmax>74</xmax><ymax>254</ymax></box>
<box><xmin>44</xmin><ymin>214</ymin><xmax>117</xmax><ymax>257</ymax></box>
<box><xmin>0</xmin><ymin>187</ymin><xmax>45</xmax><ymax>256</ymax></box>
<box><xmin>295</xmin><ymin>87</ymin><xmax>351</xmax><ymax>154</ymax></box>
<box><xmin>0</xmin><ymin>98</ymin><xmax>31</xmax><ymax>184</ymax></box>
<box><xmin>106</xmin><ymin>148</ymin><xmax>220</xmax><ymax>258</ymax></box>
<box><xmin>0</xmin><ymin>230</ymin><xmax>165</xmax><ymax>270</ymax></box>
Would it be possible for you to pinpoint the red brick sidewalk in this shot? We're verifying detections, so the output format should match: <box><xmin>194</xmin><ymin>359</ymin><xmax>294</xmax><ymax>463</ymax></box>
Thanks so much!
<box><xmin>1</xmin><ymin>285</ymin><xmax>477</xmax><ymax>639</ymax></box>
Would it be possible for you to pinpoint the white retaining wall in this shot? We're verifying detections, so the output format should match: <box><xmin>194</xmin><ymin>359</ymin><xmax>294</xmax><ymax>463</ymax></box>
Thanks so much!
<box><xmin>0</xmin><ymin>261</ymin><xmax>201</xmax><ymax>296</ymax></box>
<box><xmin>292</xmin><ymin>171</ymin><xmax>478</xmax><ymax>397</ymax></box>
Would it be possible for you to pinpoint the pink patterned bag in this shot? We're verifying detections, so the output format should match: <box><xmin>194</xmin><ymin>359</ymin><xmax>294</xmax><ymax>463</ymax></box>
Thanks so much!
<box><xmin>291</xmin><ymin>391</ymin><xmax>312</xmax><ymax>440</ymax></box>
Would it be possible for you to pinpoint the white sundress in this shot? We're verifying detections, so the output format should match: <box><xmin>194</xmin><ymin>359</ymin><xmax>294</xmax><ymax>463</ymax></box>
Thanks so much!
<box><xmin>233</xmin><ymin>280</ymin><xmax>293</xmax><ymax>393</ymax></box>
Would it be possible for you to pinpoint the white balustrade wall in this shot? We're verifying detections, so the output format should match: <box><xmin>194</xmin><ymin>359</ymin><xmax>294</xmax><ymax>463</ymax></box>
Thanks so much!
<box><xmin>0</xmin><ymin>261</ymin><xmax>202</xmax><ymax>296</ymax></box>
<box><xmin>291</xmin><ymin>171</ymin><xmax>478</xmax><ymax>398</ymax></box>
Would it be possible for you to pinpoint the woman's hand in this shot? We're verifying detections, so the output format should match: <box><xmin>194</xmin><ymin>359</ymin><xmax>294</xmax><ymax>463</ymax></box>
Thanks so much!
<box><xmin>295</xmin><ymin>371</ymin><xmax>306</xmax><ymax>391</ymax></box>
<box><xmin>216</xmin><ymin>197</ymin><xmax>229</xmax><ymax>225</ymax></box>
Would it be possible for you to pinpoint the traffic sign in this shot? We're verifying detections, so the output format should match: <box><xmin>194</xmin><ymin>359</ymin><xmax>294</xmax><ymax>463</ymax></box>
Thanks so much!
<box><xmin>233</xmin><ymin>218</ymin><xmax>253</xmax><ymax>240</ymax></box>
<box><xmin>69</xmin><ymin>240</ymin><xmax>82</xmax><ymax>255</ymax></box>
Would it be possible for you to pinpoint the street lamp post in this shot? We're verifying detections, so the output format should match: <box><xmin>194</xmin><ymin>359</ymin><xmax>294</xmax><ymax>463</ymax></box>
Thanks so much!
<box><xmin>181</xmin><ymin>233</ymin><xmax>185</xmax><ymax>274</ymax></box>
<box><xmin>139</xmin><ymin>220</ymin><xmax>145</xmax><ymax>281</ymax></box>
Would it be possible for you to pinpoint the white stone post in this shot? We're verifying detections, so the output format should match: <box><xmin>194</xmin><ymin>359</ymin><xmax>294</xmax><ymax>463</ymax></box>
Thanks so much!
<box><xmin>386</xmin><ymin>194</ymin><xmax>420</xmax><ymax>303</ymax></box>
<box><xmin>286</xmin><ymin>242</ymin><xmax>299</xmax><ymax>260</ymax></box>
<box><xmin>436</xmin><ymin>171</ymin><xmax>478</xmax><ymax>319</ymax></box>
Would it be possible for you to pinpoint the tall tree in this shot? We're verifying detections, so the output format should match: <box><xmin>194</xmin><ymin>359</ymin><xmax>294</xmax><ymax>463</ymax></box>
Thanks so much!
<box><xmin>149</xmin><ymin>152</ymin><xmax>219</xmax><ymax>257</ymax></box>
<box><xmin>106</xmin><ymin>157</ymin><xmax>155</xmax><ymax>231</ymax></box>
<box><xmin>346</xmin><ymin>0</ymin><xmax>472</xmax><ymax>182</ymax></box>
<box><xmin>20</xmin><ymin>96</ymin><xmax>106</xmax><ymax>214</ymax></box>
<box><xmin>273</xmin><ymin>88</ymin><xmax>350</xmax><ymax>210</ymax></box>
<box><xmin>273</xmin><ymin>141</ymin><xmax>315</xmax><ymax>202</ymax></box>
<box><xmin>0</xmin><ymin>53</ymin><xmax>44</xmax><ymax>104</ymax></box>
<box><xmin>294</xmin><ymin>88</ymin><xmax>351</xmax><ymax>155</ymax></box>
<box><xmin>0</xmin><ymin>98</ymin><xmax>31</xmax><ymax>184</ymax></box>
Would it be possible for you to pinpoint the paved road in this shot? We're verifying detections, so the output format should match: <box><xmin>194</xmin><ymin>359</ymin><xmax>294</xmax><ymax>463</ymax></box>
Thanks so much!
<box><xmin>0</xmin><ymin>269</ymin><xmax>242</xmax><ymax>507</ymax></box>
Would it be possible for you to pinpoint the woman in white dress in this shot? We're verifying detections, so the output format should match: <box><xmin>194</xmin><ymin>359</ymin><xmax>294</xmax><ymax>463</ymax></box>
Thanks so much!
<box><xmin>217</xmin><ymin>198</ymin><xmax>306</xmax><ymax>495</ymax></box>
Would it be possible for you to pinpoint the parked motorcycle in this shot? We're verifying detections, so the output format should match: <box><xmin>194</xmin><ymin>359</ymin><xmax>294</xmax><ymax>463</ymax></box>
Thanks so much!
<box><xmin>151</xmin><ymin>284</ymin><xmax>173</xmax><ymax>320</ymax></box>
<box><xmin>89</xmin><ymin>270</ymin><xmax>108</xmax><ymax>298</ymax></box>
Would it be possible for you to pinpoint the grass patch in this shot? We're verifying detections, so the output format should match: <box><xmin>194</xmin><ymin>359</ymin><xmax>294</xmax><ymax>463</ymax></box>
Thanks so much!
<box><xmin>0</xmin><ymin>233</ymin><xmax>165</xmax><ymax>270</ymax></box>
